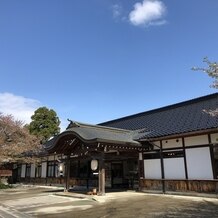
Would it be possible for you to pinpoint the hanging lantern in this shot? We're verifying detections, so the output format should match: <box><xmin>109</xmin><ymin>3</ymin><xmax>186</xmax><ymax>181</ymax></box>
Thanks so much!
<box><xmin>91</xmin><ymin>159</ymin><xmax>98</xmax><ymax>171</ymax></box>
<box><xmin>59</xmin><ymin>163</ymin><xmax>64</xmax><ymax>172</ymax></box>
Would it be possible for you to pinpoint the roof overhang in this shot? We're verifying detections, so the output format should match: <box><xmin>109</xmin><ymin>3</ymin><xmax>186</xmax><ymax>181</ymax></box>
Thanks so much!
<box><xmin>45</xmin><ymin>121</ymin><xmax>149</xmax><ymax>155</ymax></box>
<box><xmin>139</xmin><ymin>128</ymin><xmax>218</xmax><ymax>142</ymax></box>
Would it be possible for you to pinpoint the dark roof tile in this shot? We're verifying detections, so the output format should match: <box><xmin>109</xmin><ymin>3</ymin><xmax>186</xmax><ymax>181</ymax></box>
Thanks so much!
<box><xmin>99</xmin><ymin>93</ymin><xmax>218</xmax><ymax>139</ymax></box>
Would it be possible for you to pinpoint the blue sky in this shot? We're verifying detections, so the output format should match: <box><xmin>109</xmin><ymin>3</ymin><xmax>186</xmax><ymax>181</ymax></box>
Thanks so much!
<box><xmin>0</xmin><ymin>0</ymin><xmax>217</xmax><ymax>130</ymax></box>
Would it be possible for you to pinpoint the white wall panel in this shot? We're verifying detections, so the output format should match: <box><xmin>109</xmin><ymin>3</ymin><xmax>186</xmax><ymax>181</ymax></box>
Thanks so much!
<box><xmin>152</xmin><ymin>141</ymin><xmax>161</xmax><ymax>148</ymax></box>
<box><xmin>211</xmin><ymin>133</ymin><xmax>218</xmax><ymax>143</ymax></box>
<box><xmin>162</xmin><ymin>138</ymin><xmax>183</xmax><ymax>149</ymax></box>
<box><xmin>164</xmin><ymin>158</ymin><xmax>185</xmax><ymax>179</ymax></box>
<box><xmin>144</xmin><ymin>159</ymin><xmax>161</xmax><ymax>179</ymax></box>
<box><xmin>186</xmin><ymin>147</ymin><xmax>213</xmax><ymax>179</ymax></box>
<box><xmin>30</xmin><ymin>164</ymin><xmax>35</xmax><ymax>178</ymax></box>
<box><xmin>185</xmin><ymin>135</ymin><xmax>208</xmax><ymax>147</ymax></box>
<box><xmin>41</xmin><ymin>162</ymin><xmax>47</xmax><ymax>178</ymax></box>
<box><xmin>21</xmin><ymin>164</ymin><xmax>26</xmax><ymax>178</ymax></box>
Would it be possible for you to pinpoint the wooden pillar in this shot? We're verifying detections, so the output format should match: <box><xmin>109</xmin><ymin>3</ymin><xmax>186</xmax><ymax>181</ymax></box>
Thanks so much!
<box><xmin>138</xmin><ymin>152</ymin><xmax>144</xmax><ymax>191</ymax></box>
<box><xmin>53</xmin><ymin>154</ymin><xmax>56</xmax><ymax>178</ymax></box>
<box><xmin>65</xmin><ymin>155</ymin><xmax>70</xmax><ymax>192</ymax></box>
<box><xmin>182</xmin><ymin>137</ymin><xmax>188</xmax><ymax>180</ymax></box>
<box><xmin>160</xmin><ymin>140</ymin><xmax>165</xmax><ymax>193</ymax></box>
<box><xmin>98</xmin><ymin>162</ymin><xmax>101</xmax><ymax>194</ymax></box>
<box><xmin>45</xmin><ymin>156</ymin><xmax>48</xmax><ymax>185</ymax></box>
<box><xmin>138</xmin><ymin>152</ymin><xmax>144</xmax><ymax>178</ymax></box>
<box><xmin>98</xmin><ymin>154</ymin><xmax>105</xmax><ymax>195</ymax></box>
<box><xmin>182</xmin><ymin>137</ymin><xmax>189</xmax><ymax>191</ymax></box>
<box><xmin>208</xmin><ymin>134</ymin><xmax>216</xmax><ymax>179</ymax></box>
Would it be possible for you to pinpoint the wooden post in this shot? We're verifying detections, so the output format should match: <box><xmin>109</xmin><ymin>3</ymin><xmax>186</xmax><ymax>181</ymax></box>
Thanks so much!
<box><xmin>102</xmin><ymin>163</ymin><xmax>105</xmax><ymax>195</ymax></box>
<box><xmin>138</xmin><ymin>152</ymin><xmax>144</xmax><ymax>191</ymax></box>
<box><xmin>160</xmin><ymin>140</ymin><xmax>165</xmax><ymax>193</ymax></box>
<box><xmin>98</xmin><ymin>154</ymin><xmax>105</xmax><ymax>195</ymax></box>
<box><xmin>65</xmin><ymin>155</ymin><xmax>70</xmax><ymax>192</ymax></box>
<box><xmin>138</xmin><ymin>152</ymin><xmax>144</xmax><ymax>178</ymax></box>
<box><xmin>182</xmin><ymin>137</ymin><xmax>189</xmax><ymax>191</ymax></box>
<box><xmin>46</xmin><ymin>156</ymin><xmax>48</xmax><ymax>185</ymax></box>
<box><xmin>208</xmin><ymin>134</ymin><xmax>216</xmax><ymax>179</ymax></box>
<box><xmin>98</xmin><ymin>163</ymin><xmax>101</xmax><ymax>194</ymax></box>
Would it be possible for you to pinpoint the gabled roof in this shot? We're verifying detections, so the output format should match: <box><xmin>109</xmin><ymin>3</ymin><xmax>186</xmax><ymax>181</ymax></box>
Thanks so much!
<box><xmin>99</xmin><ymin>93</ymin><xmax>218</xmax><ymax>140</ymax></box>
<box><xmin>65</xmin><ymin>121</ymin><xmax>140</xmax><ymax>145</ymax></box>
<box><xmin>45</xmin><ymin>121</ymin><xmax>141</xmax><ymax>153</ymax></box>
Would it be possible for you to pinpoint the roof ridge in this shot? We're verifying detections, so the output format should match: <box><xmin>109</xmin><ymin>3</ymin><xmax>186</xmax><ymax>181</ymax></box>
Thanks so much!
<box><xmin>99</xmin><ymin>92</ymin><xmax>218</xmax><ymax>125</ymax></box>
<box><xmin>67</xmin><ymin>120</ymin><xmax>133</xmax><ymax>133</ymax></box>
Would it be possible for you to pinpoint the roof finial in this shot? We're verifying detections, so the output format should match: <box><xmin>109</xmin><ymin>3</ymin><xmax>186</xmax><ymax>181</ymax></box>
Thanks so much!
<box><xmin>67</xmin><ymin>119</ymin><xmax>80</xmax><ymax>129</ymax></box>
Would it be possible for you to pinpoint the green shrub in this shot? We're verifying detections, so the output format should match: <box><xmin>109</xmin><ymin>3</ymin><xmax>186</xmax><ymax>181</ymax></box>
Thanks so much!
<box><xmin>0</xmin><ymin>182</ymin><xmax>12</xmax><ymax>189</ymax></box>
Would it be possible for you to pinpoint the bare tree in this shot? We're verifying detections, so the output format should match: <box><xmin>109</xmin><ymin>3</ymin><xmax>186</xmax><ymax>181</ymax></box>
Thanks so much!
<box><xmin>192</xmin><ymin>57</ymin><xmax>218</xmax><ymax>116</ymax></box>
<box><xmin>0</xmin><ymin>113</ymin><xmax>42</xmax><ymax>165</ymax></box>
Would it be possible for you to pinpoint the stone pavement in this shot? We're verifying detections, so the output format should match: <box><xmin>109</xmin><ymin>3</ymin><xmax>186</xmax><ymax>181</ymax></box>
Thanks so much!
<box><xmin>0</xmin><ymin>185</ymin><xmax>218</xmax><ymax>217</ymax></box>
<box><xmin>0</xmin><ymin>186</ymin><xmax>95</xmax><ymax>217</ymax></box>
<box><xmin>56</xmin><ymin>190</ymin><xmax>149</xmax><ymax>203</ymax></box>
<box><xmin>0</xmin><ymin>205</ymin><xmax>31</xmax><ymax>218</ymax></box>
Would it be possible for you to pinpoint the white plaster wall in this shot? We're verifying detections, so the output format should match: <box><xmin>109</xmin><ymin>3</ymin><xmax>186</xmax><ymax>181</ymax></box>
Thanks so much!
<box><xmin>30</xmin><ymin>164</ymin><xmax>35</xmax><ymax>178</ymax></box>
<box><xmin>211</xmin><ymin>133</ymin><xmax>218</xmax><ymax>143</ymax></box>
<box><xmin>21</xmin><ymin>164</ymin><xmax>26</xmax><ymax>178</ymax></box>
<box><xmin>41</xmin><ymin>162</ymin><xmax>47</xmax><ymax>178</ymax></box>
<box><xmin>152</xmin><ymin>141</ymin><xmax>161</xmax><ymax>149</ymax></box>
<box><xmin>186</xmin><ymin>147</ymin><xmax>213</xmax><ymax>179</ymax></box>
<box><xmin>162</xmin><ymin>138</ymin><xmax>183</xmax><ymax>149</ymax></box>
<box><xmin>184</xmin><ymin>135</ymin><xmax>208</xmax><ymax>147</ymax></box>
<box><xmin>163</xmin><ymin>158</ymin><xmax>186</xmax><ymax>179</ymax></box>
<box><xmin>144</xmin><ymin>159</ymin><xmax>161</xmax><ymax>179</ymax></box>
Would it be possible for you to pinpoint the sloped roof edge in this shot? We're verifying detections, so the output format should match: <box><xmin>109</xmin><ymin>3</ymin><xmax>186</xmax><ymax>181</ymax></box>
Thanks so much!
<box><xmin>99</xmin><ymin>93</ymin><xmax>218</xmax><ymax>139</ymax></box>
<box><xmin>99</xmin><ymin>92</ymin><xmax>218</xmax><ymax>126</ymax></box>
<box><xmin>45</xmin><ymin>121</ymin><xmax>142</xmax><ymax>152</ymax></box>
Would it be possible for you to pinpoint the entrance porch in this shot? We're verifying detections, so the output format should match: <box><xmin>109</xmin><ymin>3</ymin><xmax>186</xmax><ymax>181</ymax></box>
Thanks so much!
<box><xmin>45</xmin><ymin>121</ymin><xmax>149</xmax><ymax>194</ymax></box>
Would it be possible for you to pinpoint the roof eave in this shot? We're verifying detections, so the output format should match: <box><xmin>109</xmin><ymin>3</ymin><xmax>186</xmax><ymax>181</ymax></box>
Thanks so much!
<box><xmin>139</xmin><ymin>128</ymin><xmax>218</xmax><ymax>142</ymax></box>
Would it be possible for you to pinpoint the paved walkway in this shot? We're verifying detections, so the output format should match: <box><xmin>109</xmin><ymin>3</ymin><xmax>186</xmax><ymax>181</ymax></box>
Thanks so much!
<box><xmin>0</xmin><ymin>205</ymin><xmax>31</xmax><ymax>218</ymax></box>
<box><xmin>0</xmin><ymin>186</ymin><xmax>218</xmax><ymax>217</ymax></box>
<box><xmin>56</xmin><ymin>190</ymin><xmax>150</xmax><ymax>203</ymax></box>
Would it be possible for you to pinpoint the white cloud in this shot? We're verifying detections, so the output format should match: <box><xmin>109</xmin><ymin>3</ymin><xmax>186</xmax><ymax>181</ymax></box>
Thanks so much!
<box><xmin>112</xmin><ymin>4</ymin><xmax>122</xmax><ymax>19</ymax></box>
<box><xmin>0</xmin><ymin>92</ymin><xmax>68</xmax><ymax>132</ymax></box>
<box><xmin>0</xmin><ymin>92</ymin><xmax>41</xmax><ymax>124</ymax></box>
<box><xmin>129</xmin><ymin>0</ymin><xmax>166</xmax><ymax>27</ymax></box>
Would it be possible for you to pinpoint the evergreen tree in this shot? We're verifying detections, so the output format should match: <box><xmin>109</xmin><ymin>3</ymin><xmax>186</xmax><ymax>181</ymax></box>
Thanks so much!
<box><xmin>29</xmin><ymin>107</ymin><xmax>60</xmax><ymax>143</ymax></box>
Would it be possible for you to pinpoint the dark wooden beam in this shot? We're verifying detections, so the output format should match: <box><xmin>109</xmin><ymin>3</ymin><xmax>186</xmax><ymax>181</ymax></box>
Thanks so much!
<box><xmin>65</xmin><ymin>155</ymin><xmax>70</xmax><ymax>192</ymax></box>
<box><xmin>160</xmin><ymin>140</ymin><xmax>165</xmax><ymax>193</ymax></box>
<box><xmin>98</xmin><ymin>153</ymin><xmax>105</xmax><ymax>196</ymax></box>
<box><xmin>208</xmin><ymin>134</ymin><xmax>216</xmax><ymax>179</ymax></box>
<box><xmin>182</xmin><ymin>137</ymin><xmax>188</xmax><ymax>180</ymax></box>
<box><xmin>145</xmin><ymin>129</ymin><xmax>218</xmax><ymax>142</ymax></box>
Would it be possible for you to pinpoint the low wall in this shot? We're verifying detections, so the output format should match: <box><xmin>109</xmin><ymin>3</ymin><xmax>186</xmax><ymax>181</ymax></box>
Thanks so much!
<box><xmin>19</xmin><ymin>177</ymin><xmax>98</xmax><ymax>189</ymax></box>
<box><xmin>140</xmin><ymin>179</ymin><xmax>218</xmax><ymax>194</ymax></box>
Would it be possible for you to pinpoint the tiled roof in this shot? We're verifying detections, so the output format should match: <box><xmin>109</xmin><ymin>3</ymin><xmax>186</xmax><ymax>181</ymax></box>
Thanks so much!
<box><xmin>45</xmin><ymin>121</ymin><xmax>141</xmax><ymax>153</ymax></box>
<box><xmin>99</xmin><ymin>93</ymin><xmax>218</xmax><ymax>139</ymax></box>
<box><xmin>65</xmin><ymin>121</ymin><xmax>140</xmax><ymax>145</ymax></box>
